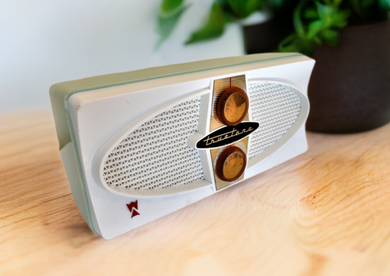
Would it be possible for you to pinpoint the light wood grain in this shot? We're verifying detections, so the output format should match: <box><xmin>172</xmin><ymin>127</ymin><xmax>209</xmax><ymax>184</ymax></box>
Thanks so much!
<box><xmin>1</xmin><ymin>110</ymin><xmax>390</xmax><ymax>276</ymax></box>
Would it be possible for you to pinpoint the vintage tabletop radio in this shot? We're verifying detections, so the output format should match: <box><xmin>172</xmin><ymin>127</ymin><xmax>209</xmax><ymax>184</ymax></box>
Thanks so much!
<box><xmin>50</xmin><ymin>53</ymin><xmax>315</xmax><ymax>239</ymax></box>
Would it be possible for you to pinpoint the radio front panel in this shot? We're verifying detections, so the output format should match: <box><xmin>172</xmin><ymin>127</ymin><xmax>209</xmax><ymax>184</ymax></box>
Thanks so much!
<box><xmin>51</xmin><ymin>53</ymin><xmax>315</xmax><ymax>238</ymax></box>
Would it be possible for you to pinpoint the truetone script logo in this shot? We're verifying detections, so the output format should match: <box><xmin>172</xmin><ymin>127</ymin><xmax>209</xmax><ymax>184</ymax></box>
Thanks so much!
<box><xmin>196</xmin><ymin>122</ymin><xmax>259</xmax><ymax>149</ymax></box>
<box><xmin>126</xmin><ymin>200</ymin><xmax>140</xmax><ymax>218</ymax></box>
<box><xmin>203</xmin><ymin>127</ymin><xmax>254</xmax><ymax>146</ymax></box>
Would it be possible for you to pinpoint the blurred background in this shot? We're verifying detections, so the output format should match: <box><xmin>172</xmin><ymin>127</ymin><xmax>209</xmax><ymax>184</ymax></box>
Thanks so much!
<box><xmin>1</xmin><ymin>0</ymin><xmax>389</xmax><ymax>133</ymax></box>
<box><xmin>0</xmin><ymin>0</ymin><xmax>244</xmax><ymax>112</ymax></box>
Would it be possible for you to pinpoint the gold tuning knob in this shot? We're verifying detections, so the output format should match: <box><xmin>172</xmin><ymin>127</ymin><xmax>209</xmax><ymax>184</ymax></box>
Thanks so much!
<box><xmin>215</xmin><ymin>87</ymin><xmax>249</xmax><ymax>126</ymax></box>
<box><xmin>216</xmin><ymin>146</ymin><xmax>247</xmax><ymax>182</ymax></box>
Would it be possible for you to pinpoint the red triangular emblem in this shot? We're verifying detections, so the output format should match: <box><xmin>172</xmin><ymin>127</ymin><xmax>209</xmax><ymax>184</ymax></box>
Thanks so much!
<box><xmin>131</xmin><ymin>209</ymin><xmax>140</xmax><ymax>218</ymax></box>
<box><xmin>126</xmin><ymin>200</ymin><xmax>138</xmax><ymax>212</ymax></box>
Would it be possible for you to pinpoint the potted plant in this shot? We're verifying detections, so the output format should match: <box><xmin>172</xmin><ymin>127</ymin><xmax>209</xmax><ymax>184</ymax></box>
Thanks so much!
<box><xmin>289</xmin><ymin>0</ymin><xmax>390</xmax><ymax>133</ymax></box>
<box><xmin>156</xmin><ymin>0</ymin><xmax>390</xmax><ymax>133</ymax></box>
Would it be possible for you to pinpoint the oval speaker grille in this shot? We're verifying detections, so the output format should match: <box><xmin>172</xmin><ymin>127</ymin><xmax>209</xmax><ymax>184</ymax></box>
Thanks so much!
<box><xmin>102</xmin><ymin>98</ymin><xmax>205</xmax><ymax>191</ymax></box>
<box><xmin>248</xmin><ymin>82</ymin><xmax>301</xmax><ymax>159</ymax></box>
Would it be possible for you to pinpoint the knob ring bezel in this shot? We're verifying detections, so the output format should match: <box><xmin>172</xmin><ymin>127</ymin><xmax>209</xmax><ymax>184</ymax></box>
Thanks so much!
<box><xmin>215</xmin><ymin>87</ymin><xmax>249</xmax><ymax>126</ymax></box>
<box><xmin>215</xmin><ymin>146</ymin><xmax>247</xmax><ymax>182</ymax></box>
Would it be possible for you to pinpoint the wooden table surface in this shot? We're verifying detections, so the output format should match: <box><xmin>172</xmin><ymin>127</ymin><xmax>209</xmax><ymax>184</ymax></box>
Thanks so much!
<box><xmin>1</xmin><ymin>110</ymin><xmax>390</xmax><ymax>276</ymax></box>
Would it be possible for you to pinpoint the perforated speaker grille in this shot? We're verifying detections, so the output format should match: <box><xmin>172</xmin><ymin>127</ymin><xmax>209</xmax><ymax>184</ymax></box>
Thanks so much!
<box><xmin>248</xmin><ymin>82</ymin><xmax>301</xmax><ymax>159</ymax></box>
<box><xmin>102</xmin><ymin>98</ymin><xmax>204</xmax><ymax>190</ymax></box>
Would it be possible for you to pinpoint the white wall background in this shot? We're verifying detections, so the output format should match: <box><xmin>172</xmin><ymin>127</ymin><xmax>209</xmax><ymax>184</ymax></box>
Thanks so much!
<box><xmin>0</xmin><ymin>0</ymin><xmax>244</xmax><ymax>112</ymax></box>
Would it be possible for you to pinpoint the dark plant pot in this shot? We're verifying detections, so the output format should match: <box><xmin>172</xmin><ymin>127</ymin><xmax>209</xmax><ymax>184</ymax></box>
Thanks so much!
<box><xmin>306</xmin><ymin>19</ymin><xmax>390</xmax><ymax>133</ymax></box>
<box><xmin>243</xmin><ymin>16</ymin><xmax>295</xmax><ymax>54</ymax></box>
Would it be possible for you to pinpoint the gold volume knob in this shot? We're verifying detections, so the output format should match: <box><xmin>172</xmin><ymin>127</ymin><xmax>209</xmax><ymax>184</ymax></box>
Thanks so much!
<box><xmin>215</xmin><ymin>87</ymin><xmax>249</xmax><ymax>126</ymax></box>
<box><xmin>216</xmin><ymin>146</ymin><xmax>247</xmax><ymax>182</ymax></box>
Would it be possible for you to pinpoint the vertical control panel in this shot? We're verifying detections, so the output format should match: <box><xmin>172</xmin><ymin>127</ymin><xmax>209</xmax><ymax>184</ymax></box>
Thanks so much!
<box><xmin>209</xmin><ymin>75</ymin><xmax>250</xmax><ymax>190</ymax></box>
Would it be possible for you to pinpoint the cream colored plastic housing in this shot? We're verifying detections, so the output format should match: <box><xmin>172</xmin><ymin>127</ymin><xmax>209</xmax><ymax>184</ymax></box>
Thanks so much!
<box><xmin>50</xmin><ymin>53</ymin><xmax>315</xmax><ymax>239</ymax></box>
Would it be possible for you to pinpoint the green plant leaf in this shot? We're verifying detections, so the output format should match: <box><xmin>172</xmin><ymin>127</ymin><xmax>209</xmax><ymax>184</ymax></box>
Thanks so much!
<box><xmin>156</xmin><ymin>0</ymin><xmax>190</xmax><ymax>49</ymax></box>
<box><xmin>328</xmin><ymin>10</ymin><xmax>349</xmax><ymax>28</ymax></box>
<box><xmin>160</xmin><ymin>0</ymin><xmax>184</xmax><ymax>17</ymax></box>
<box><xmin>379</xmin><ymin>0</ymin><xmax>390</xmax><ymax>10</ymax></box>
<box><xmin>303</xmin><ymin>7</ymin><xmax>318</xmax><ymax>19</ymax></box>
<box><xmin>185</xmin><ymin>2</ymin><xmax>225</xmax><ymax>44</ymax></box>
<box><xmin>278</xmin><ymin>0</ymin><xmax>349</xmax><ymax>56</ymax></box>
<box><xmin>279</xmin><ymin>33</ymin><xmax>319</xmax><ymax>56</ymax></box>
<box><xmin>307</xmin><ymin>20</ymin><xmax>325</xmax><ymax>39</ymax></box>
<box><xmin>278</xmin><ymin>33</ymin><xmax>299</xmax><ymax>52</ymax></box>
<box><xmin>316</xmin><ymin>2</ymin><xmax>333</xmax><ymax>22</ymax></box>
<box><xmin>293</xmin><ymin>1</ymin><xmax>306</xmax><ymax>36</ymax></box>
<box><xmin>320</xmin><ymin>29</ymin><xmax>340</xmax><ymax>46</ymax></box>
<box><xmin>227</xmin><ymin>0</ymin><xmax>261</xmax><ymax>19</ymax></box>
<box><xmin>223</xmin><ymin>10</ymin><xmax>235</xmax><ymax>23</ymax></box>
<box><xmin>323</xmin><ymin>0</ymin><xmax>343</xmax><ymax>7</ymax></box>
